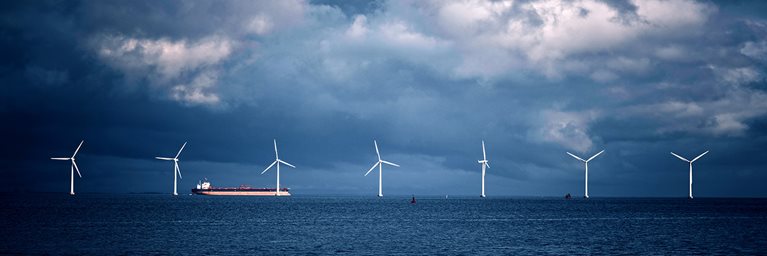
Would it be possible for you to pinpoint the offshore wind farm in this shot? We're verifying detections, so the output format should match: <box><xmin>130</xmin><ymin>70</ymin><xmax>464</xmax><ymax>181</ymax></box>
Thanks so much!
<box><xmin>4</xmin><ymin>0</ymin><xmax>767</xmax><ymax>255</ymax></box>
<box><xmin>44</xmin><ymin>128</ymin><xmax>724</xmax><ymax>201</ymax></box>
<box><xmin>44</xmin><ymin>139</ymin><xmax>718</xmax><ymax>200</ymax></box>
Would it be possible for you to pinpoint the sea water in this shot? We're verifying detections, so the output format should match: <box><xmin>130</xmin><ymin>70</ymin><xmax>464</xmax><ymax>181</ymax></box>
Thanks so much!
<box><xmin>1</xmin><ymin>194</ymin><xmax>765</xmax><ymax>255</ymax></box>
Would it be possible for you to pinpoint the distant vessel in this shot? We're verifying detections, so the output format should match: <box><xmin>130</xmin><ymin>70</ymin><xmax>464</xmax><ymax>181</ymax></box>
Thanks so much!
<box><xmin>192</xmin><ymin>180</ymin><xmax>290</xmax><ymax>196</ymax></box>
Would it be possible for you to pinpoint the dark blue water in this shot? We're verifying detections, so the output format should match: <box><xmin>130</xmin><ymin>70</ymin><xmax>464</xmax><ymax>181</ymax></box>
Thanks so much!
<box><xmin>1</xmin><ymin>195</ymin><xmax>765</xmax><ymax>255</ymax></box>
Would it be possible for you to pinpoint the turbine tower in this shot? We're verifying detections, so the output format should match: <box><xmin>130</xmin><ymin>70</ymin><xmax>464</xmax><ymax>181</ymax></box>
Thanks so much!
<box><xmin>478</xmin><ymin>140</ymin><xmax>490</xmax><ymax>198</ymax></box>
<box><xmin>566</xmin><ymin>149</ymin><xmax>605</xmax><ymax>199</ymax></box>
<box><xmin>364</xmin><ymin>140</ymin><xmax>399</xmax><ymax>197</ymax></box>
<box><xmin>155</xmin><ymin>142</ymin><xmax>186</xmax><ymax>196</ymax></box>
<box><xmin>261</xmin><ymin>139</ymin><xmax>296</xmax><ymax>196</ymax></box>
<box><xmin>51</xmin><ymin>140</ymin><xmax>84</xmax><ymax>195</ymax></box>
<box><xmin>670</xmin><ymin>151</ymin><xmax>708</xmax><ymax>199</ymax></box>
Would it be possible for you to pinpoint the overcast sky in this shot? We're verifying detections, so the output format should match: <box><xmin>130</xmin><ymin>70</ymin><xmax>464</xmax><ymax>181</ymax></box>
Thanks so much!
<box><xmin>2</xmin><ymin>0</ymin><xmax>767</xmax><ymax>197</ymax></box>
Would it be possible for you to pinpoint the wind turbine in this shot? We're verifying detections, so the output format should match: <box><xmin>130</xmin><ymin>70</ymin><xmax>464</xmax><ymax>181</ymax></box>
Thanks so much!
<box><xmin>261</xmin><ymin>139</ymin><xmax>295</xmax><ymax>196</ymax></box>
<box><xmin>670</xmin><ymin>150</ymin><xmax>708</xmax><ymax>199</ymax></box>
<box><xmin>51</xmin><ymin>140</ymin><xmax>84</xmax><ymax>195</ymax></box>
<box><xmin>478</xmin><ymin>140</ymin><xmax>490</xmax><ymax>198</ymax></box>
<box><xmin>364</xmin><ymin>140</ymin><xmax>399</xmax><ymax>197</ymax></box>
<box><xmin>566</xmin><ymin>149</ymin><xmax>605</xmax><ymax>199</ymax></box>
<box><xmin>155</xmin><ymin>142</ymin><xmax>186</xmax><ymax>196</ymax></box>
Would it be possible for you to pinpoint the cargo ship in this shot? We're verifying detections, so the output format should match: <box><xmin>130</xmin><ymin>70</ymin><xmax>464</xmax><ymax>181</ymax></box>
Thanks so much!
<box><xmin>191</xmin><ymin>180</ymin><xmax>290</xmax><ymax>196</ymax></box>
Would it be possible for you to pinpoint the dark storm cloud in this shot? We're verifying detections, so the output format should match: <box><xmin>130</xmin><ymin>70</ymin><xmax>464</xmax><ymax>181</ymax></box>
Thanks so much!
<box><xmin>2</xmin><ymin>0</ymin><xmax>767</xmax><ymax>197</ymax></box>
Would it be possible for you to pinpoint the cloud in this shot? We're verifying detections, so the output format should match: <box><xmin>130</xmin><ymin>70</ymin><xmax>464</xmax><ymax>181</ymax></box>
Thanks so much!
<box><xmin>345</xmin><ymin>15</ymin><xmax>369</xmax><ymax>40</ymax></box>
<box><xmin>171</xmin><ymin>70</ymin><xmax>221</xmax><ymax>105</ymax></box>
<box><xmin>655</xmin><ymin>45</ymin><xmax>688</xmax><ymax>61</ymax></box>
<box><xmin>534</xmin><ymin>110</ymin><xmax>601</xmax><ymax>153</ymax></box>
<box><xmin>720</xmin><ymin>67</ymin><xmax>763</xmax><ymax>86</ymax></box>
<box><xmin>434</xmin><ymin>0</ymin><xmax>512</xmax><ymax>37</ymax></box>
<box><xmin>97</xmin><ymin>35</ymin><xmax>233</xmax><ymax>80</ymax></box>
<box><xmin>622</xmin><ymin>89</ymin><xmax>767</xmax><ymax>136</ymax></box>
<box><xmin>741</xmin><ymin>40</ymin><xmax>767</xmax><ymax>62</ymax></box>
<box><xmin>80</xmin><ymin>0</ymin><xmax>765</xmax><ymax>142</ymax></box>
<box><xmin>96</xmin><ymin>35</ymin><xmax>234</xmax><ymax>105</ymax></box>
<box><xmin>634</xmin><ymin>0</ymin><xmax>713</xmax><ymax>30</ymax></box>
<box><xmin>590</xmin><ymin>69</ymin><xmax>619</xmax><ymax>83</ymax></box>
<box><xmin>373</xmin><ymin>0</ymin><xmax>714</xmax><ymax>81</ymax></box>
<box><xmin>88</xmin><ymin>0</ymin><xmax>720</xmax><ymax>106</ymax></box>
<box><xmin>245</xmin><ymin>15</ymin><xmax>274</xmax><ymax>36</ymax></box>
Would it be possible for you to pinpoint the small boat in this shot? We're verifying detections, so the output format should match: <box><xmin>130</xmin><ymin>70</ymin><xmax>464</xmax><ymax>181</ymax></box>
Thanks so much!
<box><xmin>411</xmin><ymin>195</ymin><xmax>416</xmax><ymax>204</ymax></box>
<box><xmin>565</xmin><ymin>193</ymin><xmax>572</xmax><ymax>200</ymax></box>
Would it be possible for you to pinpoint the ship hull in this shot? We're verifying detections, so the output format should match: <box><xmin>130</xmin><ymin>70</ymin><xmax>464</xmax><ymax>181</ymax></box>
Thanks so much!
<box><xmin>192</xmin><ymin>181</ymin><xmax>290</xmax><ymax>196</ymax></box>
<box><xmin>192</xmin><ymin>189</ymin><xmax>291</xmax><ymax>196</ymax></box>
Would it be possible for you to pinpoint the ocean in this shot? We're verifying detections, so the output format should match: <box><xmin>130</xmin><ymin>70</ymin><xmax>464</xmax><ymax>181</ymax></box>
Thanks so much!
<box><xmin>1</xmin><ymin>194</ymin><xmax>765</xmax><ymax>255</ymax></box>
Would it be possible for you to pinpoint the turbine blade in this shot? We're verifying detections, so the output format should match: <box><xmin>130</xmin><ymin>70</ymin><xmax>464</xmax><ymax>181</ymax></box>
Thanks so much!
<box><xmin>691</xmin><ymin>150</ymin><xmax>709</xmax><ymax>162</ymax></box>
<box><xmin>566</xmin><ymin>152</ymin><xmax>586</xmax><ymax>162</ymax></box>
<box><xmin>261</xmin><ymin>161</ymin><xmax>277</xmax><ymax>174</ymax></box>
<box><xmin>175</xmin><ymin>163</ymin><xmax>182</xmax><ymax>180</ymax></box>
<box><xmin>278</xmin><ymin>159</ymin><xmax>296</xmax><ymax>168</ymax></box>
<box><xmin>72</xmin><ymin>160</ymin><xmax>82</xmax><ymax>178</ymax></box>
<box><xmin>155</xmin><ymin>157</ymin><xmax>174</xmax><ymax>161</ymax></box>
<box><xmin>374</xmin><ymin>140</ymin><xmax>381</xmax><ymax>161</ymax></box>
<box><xmin>381</xmin><ymin>160</ymin><xmax>400</xmax><ymax>167</ymax></box>
<box><xmin>72</xmin><ymin>140</ymin><xmax>84</xmax><ymax>158</ymax></box>
<box><xmin>273</xmin><ymin>139</ymin><xmax>279</xmax><ymax>159</ymax></box>
<box><xmin>51</xmin><ymin>157</ymin><xmax>70</xmax><ymax>160</ymax></box>
<box><xmin>484</xmin><ymin>162</ymin><xmax>490</xmax><ymax>169</ymax></box>
<box><xmin>482</xmin><ymin>141</ymin><xmax>487</xmax><ymax>160</ymax></box>
<box><xmin>175</xmin><ymin>142</ymin><xmax>187</xmax><ymax>159</ymax></box>
<box><xmin>365</xmin><ymin>162</ymin><xmax>379</xmax><ymax>176</ymax></box>
<box><xmin>587</xmin><ymin>150</ymin><xmax>605</xmax><ymax>162</ymax></box>
<box><xmin>670</xmin><ymin>152</ymin><xmax>690</xmax><ymax>162</ymax></box>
